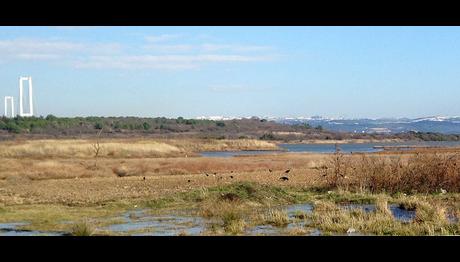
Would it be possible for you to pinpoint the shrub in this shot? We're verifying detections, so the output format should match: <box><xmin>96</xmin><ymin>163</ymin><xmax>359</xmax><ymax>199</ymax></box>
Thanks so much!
<box><xmin>94</xmin><ymin>122</ymin><xmax>103</xmax><ymax>130</ymax></box>
<box><xmin>142</xmin><ymin>122</ymin><xmax>151</xmax><ymax>130</ymax></box>
<box><xmin>71</xmin><ymin>221</ymin><xmax>94</xmax><ymax>236</ymax></box>
<box><xmin>6</xmin><ymin>122</ymin><xmax>21</xmax><ymax>133</ymax></box>
<box><xmin>260</xmin><ymin>133</ymin><xmax>276</xmax><ymax>140</ymax></box>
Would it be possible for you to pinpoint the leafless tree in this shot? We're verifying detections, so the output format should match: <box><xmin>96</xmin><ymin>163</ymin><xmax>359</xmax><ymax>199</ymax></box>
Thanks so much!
<box><xmin>92</xmin><ymin>128</ymin><xmax>103</xmax><ymax>169</ymax></box>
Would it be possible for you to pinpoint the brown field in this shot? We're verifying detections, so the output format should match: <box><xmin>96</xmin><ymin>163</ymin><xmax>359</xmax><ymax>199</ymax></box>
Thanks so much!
<box><xmin>0</xmin><ymin>138</ymin><xmax>459</xmax><ymax>235</ymax></box>
<box><xmin>1</xmin><ymin>138</ymin><xmax>458</xmax><ymax>205</ymax></box>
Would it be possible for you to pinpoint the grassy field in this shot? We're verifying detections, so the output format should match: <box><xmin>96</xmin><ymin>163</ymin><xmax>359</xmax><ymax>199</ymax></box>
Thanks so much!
<box><xmin>0</xmin><ymin>138</ymin><xmax>459</xmax><ymax>236</ymax></box>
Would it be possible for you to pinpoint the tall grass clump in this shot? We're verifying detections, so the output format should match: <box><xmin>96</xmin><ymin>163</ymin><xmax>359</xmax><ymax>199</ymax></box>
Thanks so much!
<box><xmin>71</xmin><ymin>221</ymin><xmax>94</xmax><ymax>236</ymax></box>
<box><xmin>321</xmin><ymin>152</ymin><xmax>460</xmax><ymax>194</ymax></box>
<box><xmin>262</xmin><ymin>209</ymin><xmax>290</xmax><ymax>227</ymax></box>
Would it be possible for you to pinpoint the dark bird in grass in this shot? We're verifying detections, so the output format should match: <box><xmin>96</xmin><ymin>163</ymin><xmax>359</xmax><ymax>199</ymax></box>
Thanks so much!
<box><xmin>230</xmin><ymin>176</ymin><xmax>234</xmax><ymax>179</ymax></box>
<box><xmin>214</xmin><ymin>172</ymin><xmax>217</xmax><ymax>175</ymax></box>
<box><xmin>279</xmin><ymin>176</ymin><xmax>289</xmax><ymax>181</ymax></box>
<box><xmin>188</xmin><ymin>180</ymin><xmax>191</xmax><ymax>183</ymax></box>
<box><xmin>205</xmin><ymin>173</ymin><xmax>209</xmax><ymax>177</ymax></box>
<box><xmin>268</xmin><ymin>169</ymin><xmax>273</xmax><ymax>172</ymax></box>
<box><xmin>143</xmin><ymin>177</ymin><xmax>146</xmax><ymax>181</ymax></box>
<box><xmin>284</xmin><ymin>169</ymin><xmax>291</xmax><ymax>174</ymax></box>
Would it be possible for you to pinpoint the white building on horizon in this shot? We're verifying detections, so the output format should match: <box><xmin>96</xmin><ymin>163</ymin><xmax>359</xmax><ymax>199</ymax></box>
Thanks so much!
<box><xmin>3</xmin><ymin>76</ymin><xmax>35</xmax><ymax>118</ymax></box>
<box><xmin>19</xmin><ymin>76</ymin><xmax>34</xmax><ymax>117</ymax></box>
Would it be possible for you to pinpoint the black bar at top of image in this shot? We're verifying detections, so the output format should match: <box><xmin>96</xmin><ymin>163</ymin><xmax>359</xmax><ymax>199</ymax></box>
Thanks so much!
<box><xmin>1</xmin><ymin>1</ymin><xmax>460</xmax><ymax>26</ymax></box>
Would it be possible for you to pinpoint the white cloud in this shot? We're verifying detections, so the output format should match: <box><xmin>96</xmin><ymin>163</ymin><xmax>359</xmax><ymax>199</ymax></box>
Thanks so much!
<box><xmin>74</xmin><ymin>54</ymin><xmax>274</xmax><ymax>70</ymax></box>
<box><xmin>15</xmin><ymin>53</ymin><xmax>61</xmax><ymax>60</ymax></box>
<box><xmin>201</xmin><ymin>44</ymin><xmax>273</xmax><ymax>52</ymax></box>
<box><xmin>0</xmin><ymin>39</ymin><xmax>83</xmax><ymax>53</ymax></box>
<box><xmin>143</xmin><ymin>44</ymin><xmax>194</xmax><ymax>52</ymax></box>
<box><xmin>145</xmin><ymin>34</ymin><xmax>182</xmax><ymax>43</ymax></box>
<box><xmin>0</xmin><ymin>38</ymin><xmax>122</xmax><ymax>62</ymax></box>
<box><xmin>0</xmin><ymin>35</ymin><xmax>278</xmax><ymax>70</ymax></box>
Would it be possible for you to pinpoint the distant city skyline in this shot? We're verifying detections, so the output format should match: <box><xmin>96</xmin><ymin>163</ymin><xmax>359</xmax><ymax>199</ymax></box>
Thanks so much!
<box><xmin>1</xmin><ymin>26</ymin><xmax>460</xmax><ymax>119</ymax></box>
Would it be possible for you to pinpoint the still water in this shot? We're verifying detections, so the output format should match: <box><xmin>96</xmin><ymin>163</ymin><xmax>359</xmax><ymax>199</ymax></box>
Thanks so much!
<box><xmin>200</xmin><ymin>141</ymin><xmax>460</xmax><ymax>157</ymax></box>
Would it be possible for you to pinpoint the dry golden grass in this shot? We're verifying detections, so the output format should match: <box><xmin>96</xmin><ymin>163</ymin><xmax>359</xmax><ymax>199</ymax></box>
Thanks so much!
<box><xmin>262</xmin><ymin>209</ymin><xmax>290</xmax><ymax>227</ymax></box>
<box><xmin>320</xmin><ymin>151</ymin><xmax>460</xmax><ymax>193</ymax></box>
<box><xmin>0</xmin><ymin>137</ymin><xmax>458</xmax><ymax>212</ymax></box>
<box><xmin>0</xmin><ymin>138</ymin><xmax>278</xmax><ymax>159</ymax></box>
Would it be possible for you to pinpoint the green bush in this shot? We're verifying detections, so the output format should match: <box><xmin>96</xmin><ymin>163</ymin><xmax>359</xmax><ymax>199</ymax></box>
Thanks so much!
<box><xmin>260</xmin><ymin>133</ymin><xmax>276</xmax><ymax>140</ymax></box>
<box><xmin>94</xmin><ymin>122</ymin><xmax>103</xmax><ymax>130</ymax></box>
<box><xmin>6</xmin><ymin>122</ymin><xmax>21</xmax><ymax>133</ymax></box>
<box><xmin>142</xmin><ymin>122</ymin><xmax>151</xmax><ymax>130</ymax></box>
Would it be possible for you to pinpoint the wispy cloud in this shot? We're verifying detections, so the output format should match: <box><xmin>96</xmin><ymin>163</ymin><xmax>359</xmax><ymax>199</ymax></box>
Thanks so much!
<box><xmin>145</xmin><ymin>34</ymin><xmax>182</xmax><ymax>43</ymax></box>
<box><xmin>209</xmin><ymin>84</ymin><xmax>269</xmax><ymax>93</ymax></box>
<box><xmin>15</xmin><ymin>53</ymin><xmax>61</xmax><ymax>60</ymax></box>
<box><xmin>201</xmin><ymin>44</ymin><xmax>274</xmax><ymax>52</ymax></box>
<box><xmin>75</xmin><ymin>54</ymin><xmax>274</xmax><ymax>70</ymax></box>
<box><xmin>0</xmin><ymin>35</ymin><xmax>279</xmax><ymax>70</ymax></box>
<box><xmin>143</xmin><ymin>44</ymin><xmax>194</xmax><ymax>53</ymax></box>
<box><xmin>0</xmin><ymin>38</ymin><xmax>122</xmax><ymax>62</ymax></box>
<box><xmin>144</xmin><ymin>43</ymin><xmax>274</xmax><ymax>53</ymax></box>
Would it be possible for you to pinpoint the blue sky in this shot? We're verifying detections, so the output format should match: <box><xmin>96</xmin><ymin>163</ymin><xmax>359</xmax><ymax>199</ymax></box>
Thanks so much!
<box><xmin>1</xmin><ymin>26</ymin><xmax>460</xmax><ymax>119</ymax></box>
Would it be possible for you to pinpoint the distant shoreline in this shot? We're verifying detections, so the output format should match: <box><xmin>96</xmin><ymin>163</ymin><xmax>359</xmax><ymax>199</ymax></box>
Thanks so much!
<box><xmin>278</xmin><ymin>138</ymin><xmax>405</xmax><ymax>145</ymax></box>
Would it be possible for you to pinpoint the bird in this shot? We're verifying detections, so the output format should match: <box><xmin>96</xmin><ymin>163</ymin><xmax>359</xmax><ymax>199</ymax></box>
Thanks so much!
<box><xmin>440</xmin><ymin>188</ymin><xmax>447</xmax><ymax>194</ymax></box>
<box><xmin>279</xmin><ymin>176</ymin><xmax>289</xmax><ymax>181</ymax></box>
<box><xmin>187</xmin><ymin>180</ymin><xmax>191</xmax><ymax>183</ymax></box>
<box><xmin>230</xmin><ymin>176</ymin><xmax>234</xmax><ymax>179</ymax></box>
<box><xmin>205</xmin><ymin>173</ymin><xmax>209</xmax><ymax>177</ymax></box>
<box><xmin>268</xmin><ymin>169</ymin><xmax>273</xmax><ymax>172</ymax></box>
<box><xmin>143</xmin><ymin>177</ymin><xmax>146</xmax><ymax>181</ymax></box>
<box><xmin>284</xmin><ymin>169</ymin><xmax>291</xmax><ymax>174</ymax></box>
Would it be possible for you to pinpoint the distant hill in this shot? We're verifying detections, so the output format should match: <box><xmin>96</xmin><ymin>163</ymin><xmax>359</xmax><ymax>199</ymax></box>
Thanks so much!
<box><xmin>1</xmin><ymin>115</ymin><xmax>459</xmax><ymax>141</ymax></box>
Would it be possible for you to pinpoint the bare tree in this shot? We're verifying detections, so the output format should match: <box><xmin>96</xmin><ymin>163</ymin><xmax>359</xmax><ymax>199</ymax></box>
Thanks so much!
<box><xmin>91</xmin><ymin>128</ymin><xmax>103</xmax><ymax>169</ymax></box>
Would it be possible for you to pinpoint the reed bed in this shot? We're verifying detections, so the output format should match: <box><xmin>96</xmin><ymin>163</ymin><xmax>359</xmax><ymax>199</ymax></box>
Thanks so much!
<box><xmin>320</xmin><ymin>151</ymin><xmax>460</xmax><ymax>194</ymax></box>
<box><xmin>0</xmin><ymin>138</ymin><xmax>278</xmax><ymax>159</ymax></box>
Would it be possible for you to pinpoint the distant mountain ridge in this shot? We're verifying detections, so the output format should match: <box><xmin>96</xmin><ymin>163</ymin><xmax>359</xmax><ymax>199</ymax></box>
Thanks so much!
<box><xmin>194</xmin><ymin>115</ymin><xmax>460</xmax><ymax>134</ymax></box>
<box><xmin>271</xmin><ymin>116</ymin><xmax>460</xmax><ymax>134</ymax></box>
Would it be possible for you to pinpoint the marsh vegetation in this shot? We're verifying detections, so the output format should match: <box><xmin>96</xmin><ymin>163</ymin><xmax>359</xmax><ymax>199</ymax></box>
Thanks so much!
<box><xmin>0</xmin><ymin>138</ymin><xmax>459</xmax><ymax>236</ymax></box>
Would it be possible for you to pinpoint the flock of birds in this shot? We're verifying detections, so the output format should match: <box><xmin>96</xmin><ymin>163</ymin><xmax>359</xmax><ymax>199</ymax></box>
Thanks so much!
<box><xmin>195</xmin><ymin>168</ymin><xmax>291</xmax><ymax>183</ymax></box>
<box><xmin>142</xmin><ymin>168</ymin><xmax>293</xmax><ymax>183</ymax></box>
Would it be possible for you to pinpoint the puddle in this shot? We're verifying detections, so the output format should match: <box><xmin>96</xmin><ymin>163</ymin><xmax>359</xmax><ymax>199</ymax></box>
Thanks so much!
<box><xmin>286</xmin><ymin>203</ymin><xmax>314</xmax><ymax>218</ymax></box>
<box><xmin>341</xmin><ymin>203</ymin><xmax>416</xmax><ymax>222</ymax></box>
<box><xmin>103</xmin><ymin>202</ymin><xmax>456</xmax><ymax>236</ymax></box>
<box><xmin>0</xmin><ymin>222</ymin><xmax>65</xmax><ymax>236</ymax></box>
<box><xmin>446</xmin><ymin>213</ymin><xmax>459</xmax><ymax>224</ymax></box>
<box><xmin>389</xmin><ymin>205</ymin><xmax>416</xmax><ymax>222</ymax></box>
<box><xmin>103</xmin><ymin>210</ymin><xmax>206</xmax><ymax>236</ymax></box>
<box><xmin>6</xmin><ymin>200</ymin><xmax>451</xmax><ymax>236</ymax></box>
<box><xmin>247</xmin><ymin>203</ymin><xmax>318</xmax><ymax>236</ymax></box>
<box><xmin>247</xmin><ymin>225</ymin><xmax>281</xmax><ymax>236</ymax></box>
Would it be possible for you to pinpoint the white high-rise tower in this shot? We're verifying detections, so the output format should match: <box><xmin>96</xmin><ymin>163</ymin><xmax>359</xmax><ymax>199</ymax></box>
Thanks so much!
<box><xmin>4</xmin><ymin>96</ymin><xmax>14</xmax><ymax>118</ymax></box>
<box><xmin>19</xmin><ymin>76</ymin><xmax>33</xmax><ymax>117</ymax></box>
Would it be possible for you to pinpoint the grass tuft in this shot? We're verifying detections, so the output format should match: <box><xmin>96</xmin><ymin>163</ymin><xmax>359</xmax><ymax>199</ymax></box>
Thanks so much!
<box><xmin>262</xmin><ymin>209</ymin><xmax>290</xmax><ymax>227</ymax></box>
<box><xmin>71</xmin><ymin>221</ymin><xmax>94</xmax><ymax>236</ymax></box>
